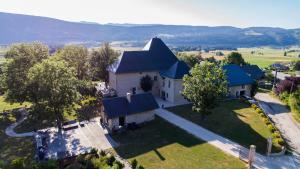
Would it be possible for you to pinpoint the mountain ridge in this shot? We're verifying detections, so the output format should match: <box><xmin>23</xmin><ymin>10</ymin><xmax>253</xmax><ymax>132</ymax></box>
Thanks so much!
<box><xmin>0</xmin><ymin>12</ymin><xmax>299</xmax><ymax>47</ymax></box>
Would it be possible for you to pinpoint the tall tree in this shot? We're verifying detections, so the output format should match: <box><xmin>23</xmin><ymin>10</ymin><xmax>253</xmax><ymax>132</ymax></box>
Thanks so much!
<box><xmin>89</xmin><ymin>43</ymin><xmax>119</xmax><ymax>82</ymax></box>
<box><xmin>224</xmin><ymin>52</ymin><xmax>245</xmax><ymax>65</ymax></box>
<box><xmin>56</xmin><ymin>45</ymin><xmax>89</xmax><ymax>80</ymax></box>
<box><xmin>182</xmin><ymin>61</ymin><xmax>228</xmax><ymax>119</ymax></box>
<box><xmin>140</xmin><ymin>75</ymin><xmax>153</xmax><ymax>92</ymax></box>
<box><xmin>27</xmin><ymin>60</ymin><xmax>80</xmax><ymax>129</ymax></box>
<box><xmin>4</xmin><ymin>42</ymin><xmax>49</xmax><ymax>102</ymax></box>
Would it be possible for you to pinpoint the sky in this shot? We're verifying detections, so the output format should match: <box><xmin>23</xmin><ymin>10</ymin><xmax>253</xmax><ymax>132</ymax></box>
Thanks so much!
<box><xmin>0</xmin><ymin>0</ymin><xmax>299</xmax><ymax>28</ymax></box>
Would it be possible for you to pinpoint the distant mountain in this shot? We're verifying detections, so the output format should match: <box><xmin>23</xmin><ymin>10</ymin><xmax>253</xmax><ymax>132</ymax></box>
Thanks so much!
<box><xmin>0</xmin><ymin>12</ymin><xmax>299</xmax><ymax>48</ymax></box>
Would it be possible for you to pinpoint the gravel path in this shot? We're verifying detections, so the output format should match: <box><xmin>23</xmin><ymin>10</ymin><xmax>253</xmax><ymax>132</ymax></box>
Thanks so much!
<box><xmin>5</xmin><ymin>109</ymin><xmax>35</xmax><ymax>137</ymax></box>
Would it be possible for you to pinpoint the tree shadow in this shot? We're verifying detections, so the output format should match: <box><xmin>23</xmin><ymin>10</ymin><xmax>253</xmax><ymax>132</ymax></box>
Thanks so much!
<box><xmin>111</xmin><ymin>117</ymin><xmax>204</xmax><ymax>160</ymax></box>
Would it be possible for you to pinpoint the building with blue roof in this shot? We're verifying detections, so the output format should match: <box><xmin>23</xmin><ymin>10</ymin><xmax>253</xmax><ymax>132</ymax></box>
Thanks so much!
<box><xmin>101</xmin><ymin>92</ymin><xmax>159</xmax><ymax>132</ymax></box>
<box><xmin>108</xmin><ymin>37</ymin><xmax>190</xmax><ymax>103</ymax></box>
<box><xmin>241</xmin><ymin>65</ymin><xmax>265</xmax><ymax>80</ymax></box>
<box><xmin>223</xmin><ymin>64</ymin><xmax>254</xmax><ymax>97</ymax></box>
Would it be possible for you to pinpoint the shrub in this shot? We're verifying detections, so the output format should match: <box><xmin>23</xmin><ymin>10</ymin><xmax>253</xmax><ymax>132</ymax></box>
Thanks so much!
<box><xmin>11</xmin><ymin>158</ymin><xmax>25</xmax><ymax>169</ymax></box>
<box><xmin>136</xmin><ymin>165</ymin><xmax>145</xmax><ymax>169</ymax></box>
<box><xmin>267</xmin><ymin>124</ymin><xmax>276</xmax><ymax>132</ymax></box>
<box><xmin>256</xmin><ymin>108</ymin><xmax>263</xmax><ymax>114</ymax></box>
<box><xmin>262</xmin><ymin>117</ymin><xmax>270</xmax><ymax>124</ymax></box>
<box><xmin>90</xmin><ymin>148</ymin><xmax>98</xmax><ymax>155</ymax></box>
<box><xmin>272</xmin><ymin>131</ymin><xmax>281</xmax><ymax>139</ymax></box>
<box><xmin>112</xmin><ymin>160</ymin><xmax>124</xmax><ymax>169</ymax></box>
<box><xmin>99</xmin><ymin>150</ymin><xmax>106</xmax><ymax>157</ymax></box>
<box><xmin>130</xmin><ymin>159</ymin><xmax>138</xmax><ymax>169</ymax></box>
<box><xmin>107</xmin><ymin>154</ymin><xmax>116</xmax><ymax>166</ymax></box>
<box><xmin>277</xmin><ymin>138</ymin><xmax>285</xmax><ymax>146</ymax></box>
<box><xmin>260</xmin><ymin>113</ymin><xmax>266</xmax><ymax>118</ymax></box>
<box><xmin>251</xmin><ymin>104</ymin><xmax>258</xmax><ymax>109</ymax></box>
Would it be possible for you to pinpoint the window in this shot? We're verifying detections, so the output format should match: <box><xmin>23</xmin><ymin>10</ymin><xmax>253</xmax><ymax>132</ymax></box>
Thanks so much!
<box><xmin>166</xmin><ymin>93</ymin><xmax>169</xmax><ymax>98</ymax></box>
<box><xmin>154</xmin><ymin>76</ymin><xmax>157</xmax><ymax>81</ymax></box>
<box><xmin>168</xmin><ymin>80</ymin><xmax>171</xmax><ymax>88</ymax></box>
<box><xmin>242</xmin><ymin>85</ymin><xmax>245</xmax><ymax>89</ymax></box>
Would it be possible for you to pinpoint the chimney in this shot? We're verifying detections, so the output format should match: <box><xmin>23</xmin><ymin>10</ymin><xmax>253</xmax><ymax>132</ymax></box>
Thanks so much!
<box><xmin>126</xmin><ymin>92</ymin><xmax>132</xmax><ymax>102</ymax></box>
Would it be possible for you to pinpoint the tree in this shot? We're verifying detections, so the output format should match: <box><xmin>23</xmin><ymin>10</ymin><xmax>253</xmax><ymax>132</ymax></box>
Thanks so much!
<box><xmin>89</xmin><ymin>43</ymin><xmax>119</xmax><ymax>82</ymax></box>
<box><xmin>284</xmin><ymin>51</ymin><xmax>287</xmax><ymax>56</ymax></box>
<box><xmin>224</xmin><ymin>52</ymin><xmax>245</xmax><ymax>65</ymax></box>
<box><xmin>140</xmin><ymin>75</ymin><xmax>153</xmax><ymax>92</ymax></box>
<box><xmin>182</xmin><ymin>61</ymin><xmax>228</xmax><ymax>119</ymax></box>
<box><xmin>27</xmin><ymin>59</ymin><xmax>80</xmax><ymax>129</ymax></box>
<box><xmin>56</xmin><ymin>45</ymin><xmax>89</xmax><ymax>80</ymax></box>
<box><xmin>4</xmin><ymin>42</ymin><xmax>49</xmax><ymax>102</ymax></box>
<box><xmin>177</xmin><ymin>53</ymin><xmax>202</xmax><ymax>67</ymax></box>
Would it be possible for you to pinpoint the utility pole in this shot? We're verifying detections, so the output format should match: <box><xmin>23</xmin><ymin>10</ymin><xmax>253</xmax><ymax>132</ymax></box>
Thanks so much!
<box><xmin>272</xmin><ymin>69</ymin><xmax>278</xmax><ymax>90</ymax></box>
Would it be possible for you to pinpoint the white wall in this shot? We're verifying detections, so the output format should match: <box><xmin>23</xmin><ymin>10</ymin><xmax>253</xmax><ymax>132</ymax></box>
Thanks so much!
<box><xmin>107</xmin><ymin>111</ymin><xmax>155</xmax><ymax>132</ymax></box>
<box><xmin>228</xmin><ymin>84</ymin><xmax>252</xmax><ymax>97</ymax></box>
<box><xmin>110</xmin><ymin>71</ymin><xmax>160</xmax><ymax>96</ymax></box>
<box><xmin>159</xmin><ymin>76</ymin><xmax>186</xmax><ymax>103</ymax></box>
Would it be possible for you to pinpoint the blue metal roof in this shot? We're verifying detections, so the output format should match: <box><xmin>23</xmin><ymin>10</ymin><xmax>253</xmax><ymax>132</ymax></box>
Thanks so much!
<box><xmin>160</xmin><ymin>61</ymin><xmax>190</xmax><ymax>79</ymax></box>
<box><xmin>108</xmin><ymin>37</ymin><xmax>178</xmax><ymax>74</ymax></box>
<box><xmin>222</xmin><ymin>64</ymin><xmax>254</xmax><ymax>87</ymax></box>
<box><xmin>241</xmin><ymin>65</ymin><xmax>264</xmax><ymax>80</ymax></box>
<box><xmin>102</xmin><ymin>93</ymin><xmax>159</xmax><ymax>119</ymax></box>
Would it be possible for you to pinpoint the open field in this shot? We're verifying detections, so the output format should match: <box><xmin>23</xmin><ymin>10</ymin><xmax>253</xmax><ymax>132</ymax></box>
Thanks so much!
<box><xmin>111</xmin><ymin>117</ymin><xmax>245</xmax><ymax>169</ymax></box>
<box><xmin>183</xmin><ymin>47</ymin><xmax>300</xmax><ymax>68</ymax></box>
<box><xmin>167</xmin><ymin>99</ymin><xmax>281</xmax><ymax>154</ymax></box>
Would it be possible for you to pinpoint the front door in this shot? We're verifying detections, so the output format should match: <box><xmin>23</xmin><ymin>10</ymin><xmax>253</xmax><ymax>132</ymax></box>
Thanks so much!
<box><xmin>240</xmin><ymin>90</ymin><xmax>245</xmax><ymax>96</ymax></box>
<box><xmin>119</xmin><ymin>116</ymin><xmax>125</xmax><ymax>126</ymax></box>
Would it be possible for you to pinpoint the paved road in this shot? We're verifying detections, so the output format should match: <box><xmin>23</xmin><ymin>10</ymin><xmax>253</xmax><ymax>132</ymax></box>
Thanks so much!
<box><xmin>5</xmin><ymin>109</ymin><xmax>35</xmax><ymax>137</ymax></box>
<box><xmin>155</xmin><ymin>108</ymin><xmax>300</xmax><ymax>169</ymax></box>
<box><xmin>272</xmin><ymin>71</ymin><xmax>291</xmax><ymax>81</ymax></box>
<box><xmin>255</xmin><ymin>93</ymin><xmax>300</xmax><ymax>154</ymax></box>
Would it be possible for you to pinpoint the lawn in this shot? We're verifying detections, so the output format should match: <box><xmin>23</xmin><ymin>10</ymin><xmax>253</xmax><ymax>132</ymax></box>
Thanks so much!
<box><xmin>0</xmin><ymin>96</ymin><xmax>31</xmax><ymax>112</ymax></box>
<box><xmin>0</xmin><ymin>112</ymin><xmax>34</xmax><ymax>162</ymax></box>
<box><xmin>111</xmin><ymin>117</ymin><xmax>246</xmax><ymax>169</ymax></box>
<box><xmin>167</xmin><ymin>99</ymin><xmax>281</xmax><ymax>154</ymax></box>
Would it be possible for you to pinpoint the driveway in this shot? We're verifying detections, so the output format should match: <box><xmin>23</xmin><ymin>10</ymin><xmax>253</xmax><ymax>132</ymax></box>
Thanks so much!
<box><xmin>46</xmin><ymin>118</ymin><xmax>118</xmax><ymax>159</ymax></box>
<box><xmin>272</xmin><ymin>71</ymin><xmax>290</xmax><ymax>81</ymax></box>
<box><xmin>255</xmin><ymin>92</ymin><xmax>300</xmax><ymax>154</ymax></box>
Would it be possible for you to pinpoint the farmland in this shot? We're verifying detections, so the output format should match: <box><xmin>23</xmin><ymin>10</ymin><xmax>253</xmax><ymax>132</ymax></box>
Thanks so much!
<box><xmin>184</xmin><ymin>47</ymin><xmax>300</xmax><ymax>68</ymax></box>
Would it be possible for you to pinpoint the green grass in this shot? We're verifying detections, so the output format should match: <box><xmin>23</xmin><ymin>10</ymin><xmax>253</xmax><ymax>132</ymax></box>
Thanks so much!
<box><xmin>0</xmin><ymin>96</ymin><xmax>31</xmax><ymax>112</ymax></box>
<box><xmin>0</xmin><ymin>112</ymin><xmax>34</xmax><ymax>162</ymax></box>
<box><xmin>167</xmin><ymin>99</ymin><xmax>281</xmax><ymax>154</ymax></box>
<box><xmin>239</xmin><ymin>48</ymin><xmax>300</xmax><ymax>68</ymax></box>
<box><xmin>111</xmin><ymin>117</ymin><xmax>245</xmax><ymax>169</ymax></box>
<box><xmin>183</xmin><ymin>47</ymin><xmax>300</xmax><ymax>68</ymax></box>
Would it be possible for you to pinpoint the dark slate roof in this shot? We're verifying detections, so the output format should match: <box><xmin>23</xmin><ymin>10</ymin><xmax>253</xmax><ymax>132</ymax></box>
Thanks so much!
<box><xmin>160</xmin><ymin>61</ymin><xmax>190</xmax><ymax>79</ymax></box>
<box><xmin>108</xmin><ymin>37</ymin><xmax>178</xmax><ymax>74</ymax></box>
<box><xmin>102</xmin><ymin>93</ymin><xmax>159</xmax><ymax>119</ymax></box>
<box><xmin>241</xmin><ymin>65</ymin><xmax>264</xmax><ymax>80</ymax></box>
<box><xmin>222</xmin><ymin>64</ymin><xmax>254</xmax><ymax>87</ymax></box>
